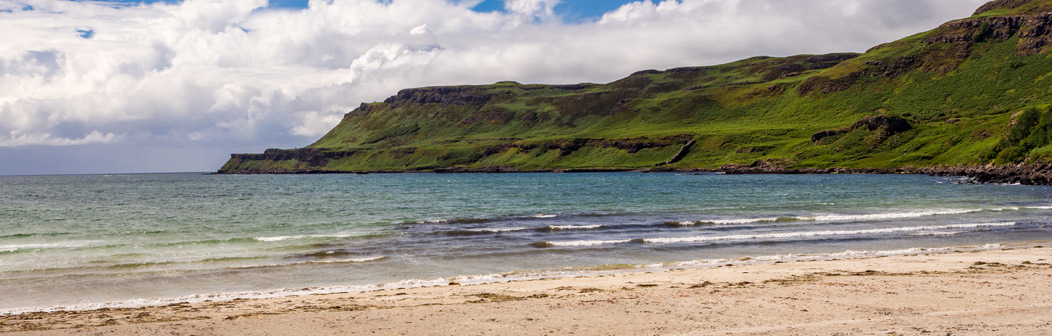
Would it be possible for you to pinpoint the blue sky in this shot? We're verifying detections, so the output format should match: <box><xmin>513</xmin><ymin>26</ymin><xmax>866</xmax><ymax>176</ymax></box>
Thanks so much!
<box><xmin>472</xmin><ymin>0</ymin><xmax>630</xmax><ymax>22</ymax></box>
<box><xmin>106</xmin><ymin>0</ymin><xmax>634</xmax><ymax>21</ymax></box>
<box><xmin>0</xmin><ymin>0</ymin><xmax>989</xmax><ymax>175</ymax></box>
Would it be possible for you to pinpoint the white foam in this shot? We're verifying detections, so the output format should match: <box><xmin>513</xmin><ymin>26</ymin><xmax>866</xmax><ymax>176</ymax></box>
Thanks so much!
<box><xmin>797</xmin><ymin>209</ymin><xmax>982</xmax><ymax>222</ymax></box>
<box><xmin>674</xmin><ymin>243</ymin><xmax>1005</xmax><ymax>267</ymax></box>
<box><xmin>679</xmin><ymin>208</ymin><xmax>1007</xmax><ymax>227</ymax></box>
<box><xmin>302</xmin><ymin>256</ymin><xmax>386</xmax><ymax>264</ymax></box>
<box><xmin>909</xmin><ymin>231</ymin><xmax>964</xmax><ymax>237</ymax></box>
<box><xmin>254</xmin><ymin>236</ymin><xmax>303</xmax><ymax>242</ymax></box>
<box><xmin>0</xmin><ymin>269</ymin><xmax>583</xmax><ymax>316</ymax></box>
<box><xmin>0</xmin><ymin>242</ymin><xmax>1012</xmax><ymax>316</ymax></box>
<box><xmin>1026</xmin><ymin>206</ymin><xmax>1052</xmax><ymax>210</ymax></box>
<box><xmin>465</xmin><ymin>227</ymin><xmax>528</xmax><ymax>233</ymax></box>
<box><xmin>704</xmin><ymin>217</ymin><xmax>782</xmax><ymax>225</ymax></box>
<box><xmin>224</xmin><ymin>256</ymin><xmax>387</xmax><ymax>270</ymax></box>
<box><xmin>254</xmin><ymin>234</ymin><xmax>353</xmax><ymax>242</ymax></box>
<box><xmin>0</xmin><ymin>278</ymin><xmax>450</xmax><ymax>316</ymax></box>
<box><xmin>533</xmin><ymin>214</ymin><xmax>557</xmax><ymax>218</ymax></box>
<box><xmin>0</xmin><ymin>244</ymin><xmax>61</xmax><ymax>252</ymax></box>
<box><xmin>546</xmin><ymin>224</ymin><xmax>603</xmax><ymax>230</ymax></box>
<box><xmin>545</xmin><ymin>239</ymin><xmax>632</xmax><ymax>247</ymax></box>
<box><xmin>0</xmin><ymin>242</ymin><xmax>94</xmax><ymax>252</ymax></box>
<box><xmin>414</xmin><ymin>219</ymin><xmax>448</xmax><ymax>224</ymax></box>
<box><xmin>642</xmin><ymin>222</ymin><xmax>1016</xmax><ymax>244</ymax></box>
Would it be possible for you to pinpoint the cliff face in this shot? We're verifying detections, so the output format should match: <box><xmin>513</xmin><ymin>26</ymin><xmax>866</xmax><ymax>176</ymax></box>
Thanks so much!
<box><xmin>220</xmin><ymin>148</ymin><xmax>357</xmax><ymax>174</ymax></box>
<box><xmin>928</xmin><ymin>12</ymin><xmax>1052</xmax><ymax>55</ymax></box>
<box><xmin>385</xmin><ymin>86</ymin><xmax>497</xmax><ymax>107</ymax></box>
<box><xmin>220</xmin><ymin>0</ymin><xmax>1052</xmax><ymax>176</ymax></box>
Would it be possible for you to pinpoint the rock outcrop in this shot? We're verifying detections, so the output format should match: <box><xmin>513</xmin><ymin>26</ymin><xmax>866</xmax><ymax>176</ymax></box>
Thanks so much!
<box><xmin>1019</xmin><ymin>13</ymin><xmax>1052</xmax><ymax>54</ymax></box>
<box><xmin>715</xmin><ymin>161</ymin><xmax>1052</xmax><ymax>186</ymax></box>
<box><xmin>805</xmin><ymin>53</ymin><xmax>860</xmax><ymax>69</ymax></box>
<box><xmin>385</xmin><ymin>86</ymin><xmax>495</xmax><ymax>107</ymax></box>
<box><xmin>928</xmin><ymin>10</ymin><xmax>1052</xmax><ymax>55</ymax></box>
<box><xmin>657</xmin><ymin>138</ymin><xmax>696</xmax><ymax>166</ymax></box>
<box><xmin>916</xmin><ymin>164</ymin><xmax>1052</xmax><ymax>185</ymax></box>
<box><xmin>851</xmin><ymin>115</ymin><xmax>911</xmax><ymax>133</ymax></box>
<box><xmin>974</xmin><ymin>0</ymin><xmax>1033</xmax><ymax>16</ymax></box>
<box><xmin>220</xmin><ymin>148</ymin><xmax>356</xmax><ymax>174</ymax></box>
<box><xmin>481</xmin><ymin>136</ymin><xmax>694</xmax><ymax>157</ymax></box>
<box><xmin>811</xmin><ymin>115</ymin><xmax>911</xmax><ymax>143</ymax></box>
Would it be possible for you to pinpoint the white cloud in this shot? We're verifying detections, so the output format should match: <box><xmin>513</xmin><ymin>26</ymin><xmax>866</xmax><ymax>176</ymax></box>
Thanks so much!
<box><xmin>0</xmin><ymin>130</ymin><xmax>120</xmax><ymax>147</ymax></box>
<box><xmin>504</xmin><ymin>0</ymin><xmax>560</xmax><ymax>20</ymax></box>
<box><xmin>410</xmin><ymin>24</ymin><xmax>432</xmax><ymax>35</ymax></box>
<box><xmin>0</xmin><ymin>0</ymin><xmax>989</xmax><ymax>173</ymax></box>
<box><xmin>291</xmin><ymin>111</ymin><xmax>343</xmax><ymax>137</ymax></box>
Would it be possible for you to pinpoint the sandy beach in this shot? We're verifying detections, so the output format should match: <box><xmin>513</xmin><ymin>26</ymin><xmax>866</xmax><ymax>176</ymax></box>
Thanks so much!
<box><xmin>2</xmin><ymin>244</ymin><xmax>1050</xmax><ymax>335</ymax></box>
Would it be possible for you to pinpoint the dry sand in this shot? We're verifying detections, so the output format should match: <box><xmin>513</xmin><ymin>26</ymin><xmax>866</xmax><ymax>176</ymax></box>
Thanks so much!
<box><xmin>4</xmin><ymin>245</ymin><xmax>1052</xmax><ymax>335</ymax></box>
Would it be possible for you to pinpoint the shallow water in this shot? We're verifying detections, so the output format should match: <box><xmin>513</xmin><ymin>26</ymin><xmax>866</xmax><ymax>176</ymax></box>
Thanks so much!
<box><xmin>1</xmin><ymin>172</ymin><xmax>1051</xmax><ymax>312</ymax></box>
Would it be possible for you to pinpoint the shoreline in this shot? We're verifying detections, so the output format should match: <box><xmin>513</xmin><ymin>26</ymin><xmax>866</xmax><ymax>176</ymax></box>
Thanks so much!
<box><xmin>5</xmin><ymin>242</ymin><xmax>1052</xmax><ymax>335</ymax></box>
<box><xmin>0</xmin><ymin>243</ymin><xmax>1011</xmax><ymax>316</ymax></box>
<box><xmin>212</xmin><ymin>162</ymin><xmax>1052</xmax><ymax>186</ymax></box>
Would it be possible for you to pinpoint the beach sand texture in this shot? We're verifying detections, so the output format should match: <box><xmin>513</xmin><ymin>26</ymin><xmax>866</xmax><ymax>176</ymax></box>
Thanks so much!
<box><xmin>3</xmin><ymin>246</ymin><xmax>1051</xmax><ymax>335</ymax></box>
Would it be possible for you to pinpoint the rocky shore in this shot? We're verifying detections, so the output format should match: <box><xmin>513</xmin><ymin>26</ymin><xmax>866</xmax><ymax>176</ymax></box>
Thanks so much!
<box><xmin>711</xmin><ymin>161</ymin><xmax>1052</xmax><ymax>186</ymax></box>
<box><xmin>215</xmin><ymin>159</ymin><xmax>1052</xmax><ymax>187</ymax></box>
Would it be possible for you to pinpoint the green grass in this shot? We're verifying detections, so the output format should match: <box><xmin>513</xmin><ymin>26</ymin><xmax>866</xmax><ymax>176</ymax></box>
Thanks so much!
<box><xmin>220</xmin><ymin>0</ymin><xmax>1052</xmax><ymax>173</ymax></box>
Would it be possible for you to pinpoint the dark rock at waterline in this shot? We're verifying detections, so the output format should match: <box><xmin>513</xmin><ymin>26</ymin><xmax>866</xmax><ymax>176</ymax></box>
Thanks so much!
<box><xmin>916</xmin><ymin>164</ymin><xmax>1052</xmax><ymax>185</ymax></box>
<box><xmin>218</xmin><ymin>149</ymin><xmax>1052</xmax><ymax>186</ymax></box>
<box><xmin>714</xmin><ymin>160</ymin><xmax>1052</xmax><ymax>186</ymax></box>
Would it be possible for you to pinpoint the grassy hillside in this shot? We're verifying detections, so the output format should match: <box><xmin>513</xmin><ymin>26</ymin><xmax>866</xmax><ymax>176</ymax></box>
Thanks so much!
<box><xmin>220</xmin><ymin>0</ymin><xmax>1052</xmax><ymax>174</ymax></box>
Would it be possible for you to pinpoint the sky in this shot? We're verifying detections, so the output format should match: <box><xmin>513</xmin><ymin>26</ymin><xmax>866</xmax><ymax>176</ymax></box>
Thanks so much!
<box><xmin>0</xmin><ymin>0</ymin><xmax>991</xmax><ymax>175</ymax></box>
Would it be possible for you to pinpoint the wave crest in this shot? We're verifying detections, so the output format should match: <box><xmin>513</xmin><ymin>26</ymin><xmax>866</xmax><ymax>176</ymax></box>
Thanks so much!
<box><xmin>535</xmin><ymin>222</ymin><xmax>1017</xmax><ymax>247</ymax></box>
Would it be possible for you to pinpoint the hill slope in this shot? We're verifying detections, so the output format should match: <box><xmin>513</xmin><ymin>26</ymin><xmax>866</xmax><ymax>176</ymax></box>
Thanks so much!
<box><xmin>220</xmin><ymin>0</ymin><xmax>1052</xmax><ymax>177</ymax></box>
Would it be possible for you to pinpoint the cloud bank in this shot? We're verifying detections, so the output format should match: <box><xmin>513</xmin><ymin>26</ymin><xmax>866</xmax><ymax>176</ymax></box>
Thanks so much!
<box><xmin>0</xmin><ymin>0</ymin><xmax>988</xmax><ymax>174</ymax></box>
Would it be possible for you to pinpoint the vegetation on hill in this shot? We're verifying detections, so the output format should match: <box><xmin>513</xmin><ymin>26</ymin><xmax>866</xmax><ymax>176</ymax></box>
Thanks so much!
<box><xmin>220</xmin><ymin>0</ymin><xmax>1052</xmax><ymax>174</ymax></box>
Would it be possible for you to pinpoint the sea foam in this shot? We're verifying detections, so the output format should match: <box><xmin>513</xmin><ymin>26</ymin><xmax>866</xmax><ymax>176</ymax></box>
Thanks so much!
<box><xmin>225</xmin><ymin>256</ymin><xmax>386</xmax><ymax>270</ymax></box>
<box><xmin>676</xmin><ymin>217</ymin><xmax>783</xmax><ymax>226</ymax></box>
<box><xmin>537</xmin><ymin>222</ymin><xmax>1017</xmax><ymax>247</ymax></box>
<box><xmin>0</xmin><ymin>243</ymin><xmax>1009</xmax><ymax>316</ymax></box>
<box><xmin>544</xmin><ymin>224</ymin><xmax>603</xmax><ymax>231</ymax></box>
<box><xmin>796</xmin><ymin>209</ymin><xmax>983</xmax><ymax>222</ymax></box>
<box><xmin>0</xmin><ymin>242</ymin><xmax>95</xmax><ymax>253</ymax></box>
<box><xmin>253</xmin><ymin>234</ymin><xmax>355</xmax><ymax>242</ymax></box>
<box><xmin>539</xmin><ymin>239</ymin><xmax>633</xmax><ymax>247</ymax></box>
<box><xmin>463</xmin><ymin>227</ymin><xmax>529</xmax><ymax>233</ymax></box>
<box><xmin>673</xmin><ymin>208</ymin><xmax>1001</xmax><ymax>227</ymax></box>
<box><xmin>641</xmin><ymin>222</ymin><xmax>1016</xmax><ymax>244</ymax></box>
<box><xmin>299</xmin><ymin>256</ymin><xmax>386</xmax><ymax>264</ymax></box>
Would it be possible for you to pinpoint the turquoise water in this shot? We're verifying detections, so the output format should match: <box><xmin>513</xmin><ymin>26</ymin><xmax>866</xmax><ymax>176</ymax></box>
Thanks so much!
<box><xmin>1</xmin><ymin>172</ymin><xmax>1051</xmax><ymax>312</ymax></box>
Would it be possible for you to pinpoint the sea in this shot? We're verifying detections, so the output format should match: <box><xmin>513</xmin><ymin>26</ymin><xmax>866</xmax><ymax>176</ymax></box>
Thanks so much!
<box><xmin>2</xmin><ymin>172</ymin><xmax>1051</xmax><ymax>314</ymax></box>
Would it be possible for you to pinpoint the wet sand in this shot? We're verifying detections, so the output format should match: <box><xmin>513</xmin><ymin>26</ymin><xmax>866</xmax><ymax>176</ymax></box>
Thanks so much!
<box><xmin>4</xmin><ymin>245</ymin><xmax>1052</xmax><ymax>335</ymax></box>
